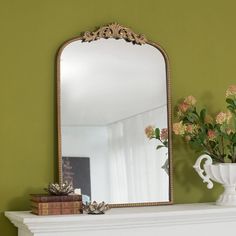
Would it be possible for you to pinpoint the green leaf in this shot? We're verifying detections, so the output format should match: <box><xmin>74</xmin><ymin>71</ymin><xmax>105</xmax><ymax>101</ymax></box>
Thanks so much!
<box><xmin>156</xmin><ymin>145</ymin><xmax>164</xmax><ymax>150</ymax></box>
<box><xmin>208</xmin><ymin>123</ymin><xmax>214</xmax><ymax>129</ymax></box>
<box><xmin>163</xmin><ymin>141</ymin><xmax>168</xmax><ymax>147</ymax></box>
<box><xmin>197</xmin><ymin>128</ymin><xmax>206</xmax><ymax>140</ymax></box>
<box><xmin>182</xmin><ymin>117</ymin><xmax>191</xmax><ymax>124</ymax></box>
<box><xmin>189</xmin><ymin>140</ymin><xmax>202</xmax><ymax>150</ymax></box>
<box><xmin>227</xmin><ymin>105</ymin><xmax>236</xmax><ymax>113</ymax></box>
<box><xmin>220</xmin><ymin>124</ymin><xmax>227</xmax><ymax>133</ymax></box>
<box><xmin>222</xmin><ymin>132</ymin><xmax>230</xmax><ymax>139</ymax></box>
<box><xmin>232</xmin><ymin>133</ymin><xmax>236</xmax><ymax>143</ymax></box>
<box><xmin>186</xmin><ymin>113</ymin><xmax>198</xmax><ymax>123</ymax></box>
<box><xmin>155</xmin><ymin>128</ymin><xmax>160</xmax><ymax>139</ymax></box>
<box><xmin>200</xmin><ymin>109</ymin><xmax>206</xmax><ymax>123</ymax></box>
<box><xmin>215</xmin><ymin>124</ymin><xmax>222</xmax><ymax>132</ymax></box>
<box><xmin>226</xmin><ymin>98</ymin><xmax>235</xmax><ymax>106</ymax></box>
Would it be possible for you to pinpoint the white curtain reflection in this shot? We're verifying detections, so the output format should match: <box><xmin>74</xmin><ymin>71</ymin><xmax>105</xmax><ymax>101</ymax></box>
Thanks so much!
<box><xmin>107</xmin><ymin>106</ymin><xmax>169</xmax><ymax>203</ymax></box>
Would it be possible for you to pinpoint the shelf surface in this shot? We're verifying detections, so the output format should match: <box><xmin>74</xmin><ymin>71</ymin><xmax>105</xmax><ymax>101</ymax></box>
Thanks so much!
<box><xmin>5</xmin><ymin>203</ymin><xmax>236</xmax><ymax>234</ymax></box>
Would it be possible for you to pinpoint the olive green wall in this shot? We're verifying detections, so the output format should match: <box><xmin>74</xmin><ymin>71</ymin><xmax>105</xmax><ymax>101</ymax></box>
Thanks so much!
<box><xmin>1</xmin><ymin>0</ymin><xmax>236</xmax><ymax>235</ymax></box>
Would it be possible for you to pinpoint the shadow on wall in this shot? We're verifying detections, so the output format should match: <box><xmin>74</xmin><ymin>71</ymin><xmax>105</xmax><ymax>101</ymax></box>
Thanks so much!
<box><xmin>0</xmin><ymin>212</ymin><xmax>17</xmax><ymax>236</ymax></box>
<box><xmin>173</xmin><ymin>135</ymin><xmax>223</xmax><ymax>203</ymax></box>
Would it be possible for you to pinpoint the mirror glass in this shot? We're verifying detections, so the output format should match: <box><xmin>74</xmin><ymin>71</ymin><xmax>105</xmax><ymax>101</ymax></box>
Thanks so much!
<box><xmin>58</xmin><ymin>30</ymin><xmax>172</xmax><ymax>206</ymax></box>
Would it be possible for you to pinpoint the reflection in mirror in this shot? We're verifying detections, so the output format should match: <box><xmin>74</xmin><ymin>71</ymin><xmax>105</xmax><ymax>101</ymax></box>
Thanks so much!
<box><xmin>58</xmin><ymin>26</ymin><xmax>172</xmax><ymax>207</ymax></box>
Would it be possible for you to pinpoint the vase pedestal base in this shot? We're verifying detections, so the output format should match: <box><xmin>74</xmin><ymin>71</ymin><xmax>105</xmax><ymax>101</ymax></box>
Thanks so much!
<box><xmin>216</xmin><ymin>185</ymin><xmax>236</xmax><ymax>206</ymax></box>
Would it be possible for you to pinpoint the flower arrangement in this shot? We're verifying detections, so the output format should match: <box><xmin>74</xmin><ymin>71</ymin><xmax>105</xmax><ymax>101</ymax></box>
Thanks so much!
<box><xmin>173</xmin><ymin>85</ymin><xmax>236</xmax><ymax>163</ymax></box>
<box><xmin>145</xmin><ymin>85</ymin><xmax>236</xmax><ymax>163</ymax></box>
<box><xmin>145</xmin><ymin>126</ymin><xmax>168</xmax><ymax>150</ymax></box>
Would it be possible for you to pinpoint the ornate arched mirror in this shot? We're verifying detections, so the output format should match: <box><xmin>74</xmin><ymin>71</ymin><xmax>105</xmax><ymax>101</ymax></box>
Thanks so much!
<box><xmin>57</xmin><ymin>23</ymin><xmax>173</xmax><ymax>207</ymax></box>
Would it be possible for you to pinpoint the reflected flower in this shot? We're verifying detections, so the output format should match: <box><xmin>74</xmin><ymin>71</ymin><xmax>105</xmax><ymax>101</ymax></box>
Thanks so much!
<box><xmin>160</xmin><ymin>128</ymin><xmax>168</xmax><ymax>141</ymax></box>
<box><xmin>145</xmin><ymin>125</ymin><xmax>155</xmax><ymax>139</ymax></box>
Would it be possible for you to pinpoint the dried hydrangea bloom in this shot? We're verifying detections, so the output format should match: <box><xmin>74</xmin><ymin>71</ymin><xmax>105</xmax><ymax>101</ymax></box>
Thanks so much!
<box><xmin>185</xmin><ymin>135</ymin><xmax>191</xmax><ymax>142</ymax></box>
<box><xmin>204</xmin><ymin>114</ymin><xmax>213</xmax><ymax>124</ymax></box>
<box><xmin>186</xmin><ymin>124</ymin><xmax>194</xmax><ymax>133</ymax></box>
<box><xmin>207</xmin><ymin>130</ymin><xmax>217</xmax><ymax>140</ymax></box>
<box><xmin>216</xmin><ymin>111</ymin><xmax>232</xmax><ymax>124</ymax></box>
<box><xmin>186</xmin><ymin>124</ymin><xmax>199</xmax><ymax>134</ymax></box>
<box><xmin>184</xmin><ymin>95</ymin><xmax>197</xmax><ymax>106</ymax></box>
<box><xmin>226</xmin><ymin>85</ymin><xmax>236</xmax><ymax>97</ymax></box>
<box><xmin>173</xmin><ymin>122</ymin><xmax>186</xmax><ymax>135</ymax></box>
<box><xmin>178</xmin><ymin>102</ymin><xmax>190</xmax><ymax>113</ymax></box>
<box><xmin>145</xmin><ymin>125</ymin><xmax>155</xmax><ymax>139</ymax></box>
<box><xmin>216</xmin><ymin>112</ymin><xmax>227</xmax><ymax>124</ymax></box>
<box><xmin>160</xmin><ymin>128</ymin><xmax>168</xmax><ymax>141</ymax></box>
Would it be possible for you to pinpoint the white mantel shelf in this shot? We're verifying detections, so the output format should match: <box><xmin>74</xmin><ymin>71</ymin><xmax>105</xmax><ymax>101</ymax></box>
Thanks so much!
<box><xmin>5</xmin><ymin>203</ymin><xmax>236</xmax><ymax>236</ymax></box>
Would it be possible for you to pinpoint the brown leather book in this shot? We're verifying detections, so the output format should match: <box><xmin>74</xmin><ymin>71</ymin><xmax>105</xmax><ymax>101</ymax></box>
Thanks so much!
<box><xmin>31</xmin><ymin>207</ymin><xmax>82</xmax><ymax>215</ymax></box>
<box><xmin>30</xmin><ymin>194</ymin><xmax>82</xmax><ymax>202</ymax></box>
<box><xmin>31</xmin><ymin>201</ymin><xmax>82</xmax><ymax>210</ymax></box>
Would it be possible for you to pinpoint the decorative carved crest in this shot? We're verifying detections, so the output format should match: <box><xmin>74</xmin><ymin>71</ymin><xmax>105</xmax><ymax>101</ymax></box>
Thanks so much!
<box><xmin>82</xmin><ymin>23</ymin><xmax>147</xmax><ymax>45</ymax></box>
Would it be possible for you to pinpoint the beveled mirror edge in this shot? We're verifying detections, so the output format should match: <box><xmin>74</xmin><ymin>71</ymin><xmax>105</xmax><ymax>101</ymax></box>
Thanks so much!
<box><xmin>56</xmin><ymin>23</ymin><xmax>173</xmax><ymax>207</ymax></box>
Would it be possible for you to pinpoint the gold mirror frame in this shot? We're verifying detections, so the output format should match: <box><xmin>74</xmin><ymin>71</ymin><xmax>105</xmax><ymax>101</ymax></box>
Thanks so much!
<box><xmin>56</xmin><ymin>23</ymin><xmax>173</xmax><ymax>207</ymax></box>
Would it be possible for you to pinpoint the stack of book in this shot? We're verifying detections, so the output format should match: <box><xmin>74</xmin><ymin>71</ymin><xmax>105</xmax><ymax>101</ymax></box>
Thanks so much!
<box><xmin>30</xmin><ymin>194</ymin><xmax>83</xmax><ymax>215</ymax></box>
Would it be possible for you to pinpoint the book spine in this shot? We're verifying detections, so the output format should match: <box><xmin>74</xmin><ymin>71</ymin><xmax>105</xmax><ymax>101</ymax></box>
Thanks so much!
<box><xmin>31</xmin><ymin>207</ymin><xmax>82</xmax><ymax>215</ymax></box>
<box><xmin>31</xmin><ymin>201</ymin><xmax>82</xmax><ymax>210</ymax></box>
<box><xmin>30</xmin><ymin>195</ymin><xmax>82</xmax><ymax>202</ymax></box>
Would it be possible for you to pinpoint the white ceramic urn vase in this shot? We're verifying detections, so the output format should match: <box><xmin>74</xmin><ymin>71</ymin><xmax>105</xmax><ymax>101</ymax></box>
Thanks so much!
<box><xmin>193</xmin><ymin>154</ymin><xmax>236</xmax><ymax>206</ymax></box>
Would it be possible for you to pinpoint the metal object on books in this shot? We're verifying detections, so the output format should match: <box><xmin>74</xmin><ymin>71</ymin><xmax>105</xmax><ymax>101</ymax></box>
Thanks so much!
<box><xmin>45</xmin><ymin>182</ymin><xmax>74</xmax><ymax>196</ymax></box>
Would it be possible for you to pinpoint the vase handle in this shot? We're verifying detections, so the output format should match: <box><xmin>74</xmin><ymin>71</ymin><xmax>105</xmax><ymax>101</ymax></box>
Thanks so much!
<box><xmin>193</xmin><ymin>154</ymin><xmax>214</xmax><ymax>189</ymax></box>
